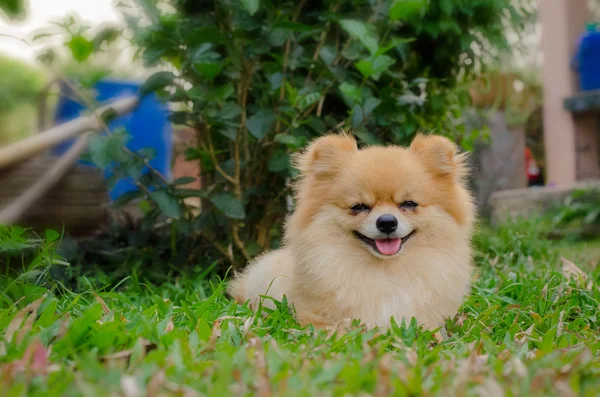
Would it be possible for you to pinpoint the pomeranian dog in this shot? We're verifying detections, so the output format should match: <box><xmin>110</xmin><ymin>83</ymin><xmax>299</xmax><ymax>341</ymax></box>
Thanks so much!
<box><xmin>228</xmin><ymin>133</ymin><xmax>475</xmax><ymax>330</ymax></box>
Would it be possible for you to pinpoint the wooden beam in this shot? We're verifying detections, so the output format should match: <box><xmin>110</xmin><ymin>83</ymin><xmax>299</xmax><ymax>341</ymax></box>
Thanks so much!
<box><xmin>0</xmin><ymin>96</ymin><xmax>138</xmax><ymax>170</ymax></box>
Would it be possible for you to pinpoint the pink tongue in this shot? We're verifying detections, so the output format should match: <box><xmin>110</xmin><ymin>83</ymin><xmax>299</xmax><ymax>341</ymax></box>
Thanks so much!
<box><xmin>375</xmin><ymin>238</ymin><xmax>402</xmax><ymax>255</ymax></box>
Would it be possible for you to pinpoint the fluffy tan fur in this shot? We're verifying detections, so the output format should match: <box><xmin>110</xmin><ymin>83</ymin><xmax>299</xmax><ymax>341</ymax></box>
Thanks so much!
<box><xmin>228</xmin><ymin>133</ymin><xmax>476</xmax><ymax>330</ymax></box>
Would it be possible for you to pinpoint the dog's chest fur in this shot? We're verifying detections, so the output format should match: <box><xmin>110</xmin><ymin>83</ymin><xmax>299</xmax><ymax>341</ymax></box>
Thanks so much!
<box><xmin>290</xmin><ymin>242</ymin><xmax>468</xmax><ymax>328</ymax></box>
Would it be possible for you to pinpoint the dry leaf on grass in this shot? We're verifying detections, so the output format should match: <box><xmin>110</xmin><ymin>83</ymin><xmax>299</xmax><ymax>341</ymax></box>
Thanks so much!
<box><xmin>476</xmin><ymin>377</ymin><xmax>504</xmax><ymax>397</ymax></box>
<box><xmin>147</xmin><ymin>369</ymin><xmax>166</xmax><ymax>397</ymax></box>
<box><xmin>101</xmin><ymin>339</ymin><xmax>157</xmax><ymax>365</ymax></box>
<box><xmin>561</xmin><ymin>257</ymin><xmax>593</xmax><ymax>289</ymax></box>
<box><xmin>249</xmin><ymin>338</ymin><xmax>272</xmax><ymax>397</ymax></box>
<box><xmin>514</xmin><ymin>324</ymin><xmax>535</xmax><ymax>346</ymax></box>
<box><xmin>0</xmin><ymin>338</ymin><xmax>53</xmax><ymax>380</ymax></box>
<box><xmin>4</xmin><ymin>295</ymin><xmax>46</xmax><ymax>346</ymax></box>
<box><xmin>200</xmin><ymin>319</ymin><xmax>222</xmax><ymax>352</ymax></box>
<box><xmin>374</xmin><ymin>354</ymin><xmax>393</xmax><ymax>397</ymax></box>
<box><xmin>93</xmin><ymin>293</ymin><xmax>110</xmax><ymax>314</ymax></box>
<box><xmin>164</xmin><ymin>318</ymin><xmax>175</xmax><ymax>333</ymax></box>
<box><xmin>504</xmin><ymin>358</ymin><xmax>528</xmax><ymax>378</ymax></box>
<box><xmin>121</xmin><ymin>376</ymin><xmax>141</xmax><ymax>397</ymax></box>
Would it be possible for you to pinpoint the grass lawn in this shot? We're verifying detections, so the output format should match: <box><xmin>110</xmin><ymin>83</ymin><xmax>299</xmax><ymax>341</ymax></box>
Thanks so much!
<box><xmin>0</xmin><ymin>221</ymin><xmax>599</xmax><ymax>396</ymax></box>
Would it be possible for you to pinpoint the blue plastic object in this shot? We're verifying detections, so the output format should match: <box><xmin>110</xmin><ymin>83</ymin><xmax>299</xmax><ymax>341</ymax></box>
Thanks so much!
<box><xmin>52</xmin><ymin>79</ymin><xmax>172</xmax><ymax>201</ymax></box>
<box><xmin>573</xmin><ymin>26</ymin><xmax>600</xmax><ymax>91</ymax></box>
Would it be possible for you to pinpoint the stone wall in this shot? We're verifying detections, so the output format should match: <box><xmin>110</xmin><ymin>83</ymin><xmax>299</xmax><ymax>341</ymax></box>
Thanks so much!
<box><xmin>489</xmin><ymin>179</ymin><xmax>600</xmax><ymax>225</ymax></box>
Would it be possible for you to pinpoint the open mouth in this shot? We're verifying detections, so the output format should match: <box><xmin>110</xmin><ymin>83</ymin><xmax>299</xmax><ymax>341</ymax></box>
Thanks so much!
<box><xmin>353</xmin><ymin>230</ymin><xmax>416</xmax><ymax>256</ymax></box>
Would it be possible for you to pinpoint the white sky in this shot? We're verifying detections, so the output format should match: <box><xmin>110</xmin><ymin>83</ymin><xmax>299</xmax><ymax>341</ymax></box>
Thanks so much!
<box><xmin>0</xmin><ymin>0</ymin><xmax>120</xmax><ymax>62</ymax></box>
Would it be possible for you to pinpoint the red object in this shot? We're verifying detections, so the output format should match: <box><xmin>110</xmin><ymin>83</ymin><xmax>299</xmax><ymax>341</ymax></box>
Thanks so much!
<box><xmin>525</xmin><ymin>147</ymin><xmax>543</xmax><ymax>186</ymax></box>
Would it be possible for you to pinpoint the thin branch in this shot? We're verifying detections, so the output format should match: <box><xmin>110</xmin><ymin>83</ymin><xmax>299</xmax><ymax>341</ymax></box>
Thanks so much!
<box><xmin>205</xmin><ymin>128</ymin><xmax>237</xmax><ymax>185</ymax></box>
<box><xmin>232</xmin><ymin>224</ymin><xmax>251</xmax><ymax>263</ymax></box>
<box><xmin>304</xmin><ymin>2</ymin><xmax>341</xmax><ymax>85</ymax></box>
<box><xmin>203</xmin><ymin>233</ymin><xmax>236</xmax><ymax>264</ymax></box>
<box><xmin>234</xmin><ymin>59</ymin><xmax>252</xmax><ymax>199</ymax></box>
<box><xmin>275</xmin><ymin>0</ymin><xmax>307</xmax><ymax>134</ymax></box>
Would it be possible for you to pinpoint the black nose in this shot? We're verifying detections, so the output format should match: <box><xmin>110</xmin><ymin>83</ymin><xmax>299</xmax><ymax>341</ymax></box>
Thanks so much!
<box><xmin>376</xmin><ymin>214</ymin><xmax>398</xmax><ymax>234</ymax></box>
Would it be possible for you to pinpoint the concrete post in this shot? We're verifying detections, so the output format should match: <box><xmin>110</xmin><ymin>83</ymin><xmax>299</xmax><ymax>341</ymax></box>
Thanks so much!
<box><xmin>540</xmin><ymin>0</ymin><xmax>590</xmax><ymax>186</ymax></box>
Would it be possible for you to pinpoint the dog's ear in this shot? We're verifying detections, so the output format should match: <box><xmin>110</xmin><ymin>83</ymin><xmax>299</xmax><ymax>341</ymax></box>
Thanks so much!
<box><xmin>410</xmin><ymin>133</ymin><xmax>468</xmax><ymax>183</ymax></box>
<box><xmin>295</xmin><ymin>133</ymin><xmax>357</xmax><ymax>177</ymax></box>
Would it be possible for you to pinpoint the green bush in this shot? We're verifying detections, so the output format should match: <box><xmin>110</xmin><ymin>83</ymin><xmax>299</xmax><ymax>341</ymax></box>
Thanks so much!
<box><xmin>120</xmin><ymin>0</ymin><xmax>533</xmax><ymax>266</ymax></box>
<box><xmin>546</xmin><ymin>189</ymin><xmax>600</xmax><ymax>241</ymax></box>
<box><xmin>66</xmin><ymin>0</ymin><xmax>534</xmax><ymax>267</ymax></box>
<box><xmin>0</xmin><ymin>56</ymin><xmax>45</xmax><ymax>114</ymax></box>
<box><xmin>0</xmin><ymin>56</ymin><xmax>46</xmax><ymax>145</ymax></box>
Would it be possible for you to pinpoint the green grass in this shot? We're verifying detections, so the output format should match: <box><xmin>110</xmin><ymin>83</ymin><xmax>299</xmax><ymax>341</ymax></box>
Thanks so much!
<box><xmin>1</xmin><ymin>222</ymin><xmax>599</xmax><ymax>396</ymax></box>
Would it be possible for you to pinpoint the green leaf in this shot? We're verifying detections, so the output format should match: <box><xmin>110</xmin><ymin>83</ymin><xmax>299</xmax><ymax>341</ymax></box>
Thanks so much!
<box><xmin>377</xmin><ymin>37</ymin><xmax>415</xmax><ymax>55</ymax></box>
<box><xmin>173</xmin><ymin>177</ymin><xmax>197</xmax><ymax>185</ymax></box>
<box><xmin>267</xmin><ymin>150</ymin><xmax>289</xmax><ymax>172</ymax></box>
<box><xmin>197</xmin><ymin>318</ymin><xmax>212</xmax><ymax>341</ymax></box>
<box><xmin>298</xmin><ymin>92</ymin><xmax>321</xmax><ymax>110</ymax></box>
<box><xmin>319</xmin><ymin>46</ymin><xmax>337</xmax><ymax>65</ymax></box>
<box><xmin>191</xmin><ymin>44</ymin><xmax>221</xmax><ymax>62</ymax></box>
<box><xmin>169</xmin><ymin>111</ymin><xmax>189</xmax><ymax>125</ymax></box>
<box><xmin>285</xmin><ymin>83</ymin><xmax>298</xmax><ymax>107</ymax></box>
<box><xmin>220</xmin><ymin>102</ymin><xmax>242</xmax><ymax>120</ymax></box>
<box><xmin>150</xmin><ymin>190</ymin><xmax>183</xmax><ymax>219</ymax></box>
<box><xmin>218</xmin><ymin>128</ymin><xmax>237</xmax><ymax>141</ymax></box>
<box><xmin>88</xmin><ymin>133</ymin><xmax>129</xmax><ymax>169</ymax></box>
<box><xmin>355</xmin><ymin>55</ymin><xmax>395</xmax><ymax>80</ymax></box>
<box><xmin>210</xmin><ymin>193</ymin><xmax>246</xmax><ymax>220</ymax></box>
<box><xmin>390</xmin><ymin>0</ymin><xmax>426</xmax><ymax>21</ymax></box>
<box><xmin>184</xmin><ymin>148</ymin><xmax>214</xmax><ymax>172</ymax></box>
<box><xmin>351</xmin><ymin>105</ymin><xmax>364</xmax><ymax>128</ymax></box>
<box><xmin>397</xmin><ymin>92</ymin><xmax>424</xmax><ymax>106</ymax></box>
<box><xmin>92</xmin><ymin>27</ymin><xmax>120</xmax><ymax>48</ymax></box>
<box><xmin>45</xmin><ymin>229</ymin><xmax>60</xmax><ymax>243</ymax></box>
<box><xmin>364</xmin><ymin>97</ymin><xmax>382</xmax><ymax>116</ymax></box>
<box><xmin>269</xmin><ymin>29</ymin><xmax>289</xmax><ymax>47</ymax></box>
<box><xmin>113</xmin><ymin>190</ymin><xmax>144</xmax><ymax>207</ymax></box>
<box><xmin>354</xmin><ymin>128</ymin><xmax>382</xmax><ymax>145</ymax></box>
<box><xmin>67</xmin><ymin>35</ymin><xmax>95</xmax><ymax>63</ymax></box>
<box><xmin>123</xmin><ymin>160</ymin><xmax>144</xmax><ymax>181</ymax></box>
<box><xmin>190</xmin><ymin>83</ymin><xmax>235</xmax><ymax>103</ymax></box>
<box><xmin>241</xmin><ymin>0</ymin><xmax>259</xmax><ymax>15</ymax></box>
<box><xmin>274</xmin><ymin>134</ymin><xmax>303</xmax><ymax>149</ymax></box>
<box><xmin>174</xmin><ymin>189</ymin><xmax>209</xmax><ymax>198</ymax></box>
<box><xmin>246</xmin><ymin>110</ymin><xmax>275</xmax><ymax>139</ymax></box>
<box><xmin>140</xmin><ymin>71</ymin><xmax>175</xmax><ymax>96</ymax></box>
<box><xmin>339</xmin><ymin>82</ymin><xmax>363</xmax><ymax>106</ymax></box>
<box><xmin>193</xmin><ymin>62</ymin><xmax>222</xmax><ymax>80</ymax></box>
<box><xmin>268</xmin><ymin>73</ymin><xmax>284</xmax><ymax>91</ymax></box>
<box><xmin>0</xmin><ymin>0</ymin><xmax>26</xmax><ymax>20</ymax></box>
<box><xmin>339</xmin><ymin>20</ymin><xmax>379</xmax><ymax>56</ymax></box>
<box><xmin>341</xmin><ymin>41</ymin><xmax>363</xmax><ymax>61</ymax></box>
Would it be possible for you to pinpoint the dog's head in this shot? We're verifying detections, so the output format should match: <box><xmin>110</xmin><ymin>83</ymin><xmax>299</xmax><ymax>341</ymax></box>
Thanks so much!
<box><xmin>287</xmin><ymin>133</ymin><xmax>474</xmax><ymax>259</ymax></box>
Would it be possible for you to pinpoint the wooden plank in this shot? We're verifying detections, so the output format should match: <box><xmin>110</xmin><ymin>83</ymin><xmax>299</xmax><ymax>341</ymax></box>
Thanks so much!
<box><xmin>0</xmin><ymin>96</ymin><xmax>138</xmax><ymax>170</ymax></box>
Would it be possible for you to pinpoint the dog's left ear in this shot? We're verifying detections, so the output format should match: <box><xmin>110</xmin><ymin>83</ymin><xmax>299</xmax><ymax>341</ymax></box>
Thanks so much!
<box><xmin>410</xmin><ymin>134</ymin><xmax>468</xmax><ymax>183</ymax></box>
<box><xmin>295</xmin><ymin>133</ymin><xmax>357</xmax><ymax>178</ymax></box>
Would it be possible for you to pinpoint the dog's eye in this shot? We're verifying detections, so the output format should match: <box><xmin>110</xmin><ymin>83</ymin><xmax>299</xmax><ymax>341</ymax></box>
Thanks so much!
<box><xmin>400</xmin><ymin>200</ymin><xmax>418</xmax><ymax>209</ymax></box>
<box><xmin>350</xmin><ymin>203</ymin><xmax>371</xmax><ymax>213</ymax></box>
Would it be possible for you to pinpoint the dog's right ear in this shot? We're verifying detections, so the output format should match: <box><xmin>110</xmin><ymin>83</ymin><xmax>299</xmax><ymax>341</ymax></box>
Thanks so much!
<box><xmin>410</xmin><ymin>133</ymin><xmax>468</xmax><ymax>184</ymax></box>
<box><xmin>295</xmin><ymin>133</ymin><xmax>357</xmax><ymax>177</ymax></box>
